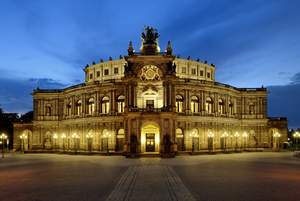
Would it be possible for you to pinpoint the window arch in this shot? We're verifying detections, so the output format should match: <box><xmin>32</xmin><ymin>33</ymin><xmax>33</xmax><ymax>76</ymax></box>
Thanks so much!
<box><xmin>88</xmin><ymin>98</ymin><xmax>95</xmax><ymax>115</ymax></box>
<box><xmin>66</xmin><ymin>102</ymin><xmax>72</xmax><ymax>116</ymax></box>
<box><xmin>76</xmin><ymin>100</ymin><xmax>82</xmax><ymax>115</ymax></box>
<box><xmin>117</xmin><ymin>95</ymin><xmax>125</xmax><ymax>113</ymax></box>
<box><xmin>45</xmin><ymin>104</ymin><xmax>52</xmax><ymax>116</ymax></box>
<box><xmin>218</xmin><ymin>99</ymin><xmax>225</xmax><ymax>114</ymax></box>
<box><xmin>205</xmin><ymin>97</ymin><xmax>213</xmax><ymax>113</ymax></box>
<box><xmin>190</xmin><ymin>96</ymin><xmax>199</xmax><ymax>113</ymax></box>
<box><xmin>249</xmin><ymin>103</ymin><xmax>255</xmax><ymax>114</ymax></box>
<box><xmin>102</xmin><ymin>96</ymin><xmax>110</xmax><ymax>114</ymax></box>
<box><xmin>176</xmin><ymin>95</ymin><xmax>183</xmax><ymax>112</ymax></box>
<box><xmin>229</xmin><ymin>101</ymin><xmax>234</xmax><ymax>115</ymax></box>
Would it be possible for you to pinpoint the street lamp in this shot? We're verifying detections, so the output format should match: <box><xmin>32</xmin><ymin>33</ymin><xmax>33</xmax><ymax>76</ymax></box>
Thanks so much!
<box><xmin>86</xmin><ymin>133</ymin><xmax>94</xmax><ymax>153</ymax></box>
<box><xmin>221</xmin><ymin>131</ymin><xmax>229</xmax><ymax>152</ymax></box>
<box><xmin>71</xmin><ymin>133</ymin><xmax>80</xmax><ymax>154</ymax></box>
<box><xmin>189</xmin><ymin>130</ymin><xmax>199</xmax><ymax>153</ymax></box>
<box><xmin>234</xmin><ymin>132</ymin><xmax>240</xmax><ymax>151</ymax></box>
<box><xmin>103</xmin><ymin>131</ymin><xmax>111</xmax><ymax>154</ymax></box>
<box><xmin>61</xmin><ymin>133</ymin><xmax>66</xmax><ymax>152</ymax></box>
<box><xmin>292</xmin><ymin>131</ymin><xmax>300</xmax><ymax>150</ymax></box>
<box><xmin>19</xmin><ymin>133</ymin><xmax>27</xmax><ymax>153</ymax></box>
<box><xmin>207</xmin><ymin>131</ymin><xmax>214</xmax><ymax>152</ymax></box>
<box><xmin>0</xmin><ymin>133</ymin><xmax>7</xmax><ymax>158</ymax></box>
<box><xmin>53</xmin><ymin>133</ymin><xmax>58</xmax><ymax>150</ymax></box>
<box><xmin>242</xmin><ymin>132</ymin><xmax>248</xmax><ymax>151</ymax></box>
<box><xmin>273</xmin><ymin>132</ymin><xmax>281</xmax><ymax>150</ymax></box>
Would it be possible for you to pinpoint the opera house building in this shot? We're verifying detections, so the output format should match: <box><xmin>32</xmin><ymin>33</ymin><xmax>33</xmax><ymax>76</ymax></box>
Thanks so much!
<box><xmin>13</xmin><ymin>27</ymin><xmax>288</xmax><ymax>156</ymax></box>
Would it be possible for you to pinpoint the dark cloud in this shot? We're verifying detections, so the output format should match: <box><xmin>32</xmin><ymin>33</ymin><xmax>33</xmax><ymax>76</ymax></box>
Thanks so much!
<box><xmin>268</xmin><ymin>72</ymin><xmax>300</xmax><ymax>128</ymax></box>
<box><xmin>290</xmin><ymin>72</ymin><xmax>300</xmax><ymax>84</ymax></box>
<box><xmin>0</xmin><ymin>78</ymin><xmax>67</xmax><ymax>113</ymax></box>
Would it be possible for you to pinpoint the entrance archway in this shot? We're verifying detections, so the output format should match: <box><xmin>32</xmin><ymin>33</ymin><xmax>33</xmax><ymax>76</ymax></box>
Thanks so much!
<box><xmin>141</xmin><ymin>122</ymin><xmax>160</xmax><ymax>153</ymax></box>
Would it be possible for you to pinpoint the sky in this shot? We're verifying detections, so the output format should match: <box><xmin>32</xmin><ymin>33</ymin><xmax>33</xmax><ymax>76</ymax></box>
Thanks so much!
<box><xmin>0</xmin><ymin>0</ymin><xmax>299</xmax><ymax>127</ymax></box>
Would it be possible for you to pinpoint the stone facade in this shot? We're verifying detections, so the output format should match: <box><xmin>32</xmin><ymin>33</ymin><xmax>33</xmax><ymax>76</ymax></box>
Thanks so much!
<box><xmin>13</xmin><ymin>27</ymin><xmax>288</xmax><ymax>154</ymax></box>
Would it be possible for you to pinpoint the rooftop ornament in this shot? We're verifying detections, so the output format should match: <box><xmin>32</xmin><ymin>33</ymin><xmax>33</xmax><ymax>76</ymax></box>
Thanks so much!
<box><xmin>140</xmin><ymin>26</ymin><xmax>160</xmax><ymax>55</ymax></box>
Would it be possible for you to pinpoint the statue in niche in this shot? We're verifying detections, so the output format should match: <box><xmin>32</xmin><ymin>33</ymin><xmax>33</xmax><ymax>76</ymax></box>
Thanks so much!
<box><xmin>166</xmin><ymin>61</ymin><xmax>176</xmax><ymax>74</ymax></box>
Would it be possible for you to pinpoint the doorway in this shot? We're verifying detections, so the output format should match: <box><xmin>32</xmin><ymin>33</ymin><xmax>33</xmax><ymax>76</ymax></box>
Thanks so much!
<box><xmin>141</xmin><ymin>123</ymin><xmax>160</xmax><ymax>153</ymax></box>
<box><xmin>146</xmin><ymin>133</ymin><xmax>155</xmax><ymax>152</ymax></box>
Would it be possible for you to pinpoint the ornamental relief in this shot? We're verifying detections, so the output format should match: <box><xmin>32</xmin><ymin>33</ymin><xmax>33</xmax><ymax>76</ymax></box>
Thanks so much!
<box><xmin>139</xmin><ymin>65</ymin><xmax>161</xmax><ymax>81</ymax></box>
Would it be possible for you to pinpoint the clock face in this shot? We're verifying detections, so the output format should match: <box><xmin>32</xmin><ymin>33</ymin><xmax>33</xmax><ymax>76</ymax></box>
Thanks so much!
<box><xmin>140</xmin><ymin>65</ymin><xmax>160</xmax><ymax>81</ymax></box>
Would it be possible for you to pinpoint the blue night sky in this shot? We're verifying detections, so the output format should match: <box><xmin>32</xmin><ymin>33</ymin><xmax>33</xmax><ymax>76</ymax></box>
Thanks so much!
<box><xmin>0</xmin><ymin>0</ymin><xmax>299</xmax><ymax>127</ymax></box>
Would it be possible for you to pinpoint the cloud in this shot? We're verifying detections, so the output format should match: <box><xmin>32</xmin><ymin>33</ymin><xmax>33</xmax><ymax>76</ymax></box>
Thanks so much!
<box><xmin>268</xmin><ymin>72</ymin><xmax>300</xmax><ymax>128</ymax></box>
<box><xmin>290</xmin><ymin>72</ymin><xmax>300</xmax><ymax>84</ymax></box>
<box><xmin>0</xmin><ymin>78</ymin><xmax>67</xmax><ymax>113</ymax></box>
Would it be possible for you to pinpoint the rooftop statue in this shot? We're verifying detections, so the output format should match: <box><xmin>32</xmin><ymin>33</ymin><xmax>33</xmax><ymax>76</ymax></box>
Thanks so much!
<box><xmin>141</xmin><ymin>26</ymin><xmax>159</xmax><ymax>45</ymax></box>
<box><xmin>140</xmin><ymin>26</ymin><xmax>160</xmax><ymax>54</ymax></box>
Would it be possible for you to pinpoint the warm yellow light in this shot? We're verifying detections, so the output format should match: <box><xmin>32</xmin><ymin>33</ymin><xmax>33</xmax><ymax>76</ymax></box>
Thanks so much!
<box><xmin>242</xmin><ymin>132</ymin><xmax>248</xmax><ymax>138</ymax></box>
<box><xmin>0</xmin><ymin>133</ymin><xmax>7</xmax><ymax>139</ymax></box>
<box><xmin>72</xmin><ymin>133</ymin><xmax>79</xmax><ymax>139</ymax></box>
<box><xmin>53</xmin><ymin>133</ymin><xmax>58</xmax><ymax>139</ymax></box>
<box><xmin>273</xmin><ymin>132</ymin><xmax>281</xmax><ymax>138</ymax></box>
<box><xmin>61</xmin><ymin>133</ymin><xmax>66</xmax><ymax>139</ymax></box>
<box><xmin>293</xmin><ymin>131</ymin><xmax>300</xmax><ymax>138</ymax></box>
<box><xmin>86</xmin><ymin>133</ymin><xmax>94</xmax><ymax>138</ymax></box>
<box><xmin>208</xmin><ymin>130</ymin><xmax>214</xmax><ymax>138</ymax></box>
<box><xmin>234</xmin><ymin>132</ymin><xmax>239</xmax><ymax>137</ymax></box>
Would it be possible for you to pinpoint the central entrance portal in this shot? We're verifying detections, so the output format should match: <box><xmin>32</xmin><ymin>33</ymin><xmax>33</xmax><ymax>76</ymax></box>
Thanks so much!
<box><xmin>146</xmin><ymin>133</ymin><xmax>155</xmax><ymax>152</ymax></box>
<box><xmin>141</xmin><ymin>123</ymin><xmax>160</xmax><ymax>153</ymax></box>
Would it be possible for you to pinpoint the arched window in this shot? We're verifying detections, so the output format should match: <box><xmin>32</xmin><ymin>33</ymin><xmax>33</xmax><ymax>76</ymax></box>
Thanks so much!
<box><xmin>205</xmin><ymin>97</ymin><xmax>213</xmax><ymax>113</ymax></box>
<box><xmin>67</xmin><ymin>102</ymin><xmax>72</xmax><ymax>116</ymax></box>
<box><xmin>102</xmin><ymin>96</ymin><xmax>110</xmax><ymax>114</ymax></box>
<box><xmin>190</xmin><ymin>96</ymin><xmax>199</xmax><ymax>113</ymax></box>
<box><xmin>229</xmin><ymin>101</ymin><xmax>234</xmax><ymax>115</ymax></box>
<box><xmin>88</xmin><ymin>98</ymin><xmax>95</xmax><ymax>115</ymax></box>
<box><xmin>117</xmin><ymin>95</ymin><xmax>125</xmax><ymax>113</ymax></box>
<box><xmin>76</xmin><ymin>100</ymin><xmax>82</xmax><ymax>115</ymax></box>
<box><xmin>176</xmin><ymin>95</ymin><xmax>183</xmax><ymax>112</ymax></box>
<box><xmin>218</xmin><ymin>99</ymin><xmax>225</xmax><ymax>114</ymax></box>
<box><xmin>249</xmin><ymin>103</ymin><xmax>255</xmax><ymax>114</ymax></box>
<box><xmin>45</xmin><ymin>104</ymin><xmax>52</xmax><ymax>116</ymax></box>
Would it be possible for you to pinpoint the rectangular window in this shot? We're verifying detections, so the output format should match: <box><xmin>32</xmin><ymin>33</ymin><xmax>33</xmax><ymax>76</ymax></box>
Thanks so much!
<box><xmin>104</xmin><ymin>69</ymin><xmax>109</xmax><ymax>75</ymax></box>
<box><xmin>207</xmin><ymin>72</ymin><xmax>211</xmax><ymax>78</ymax></box>
<box><xmin>191</xmin><ymin>68</ymin><xmax>196</xmax><ymax>75</ymax></box>
<box><xmin>182</xmin><ymin>67</ymin><xmax>186</xmax><ymax>74</ymax></box>
<box><xmin>96</xmin><ymin>71</ymin><xmax>100</xmax><ymax>77</ymax></box>
<box><xmin>89</xmin><ymin>73</ymin><xmax>93</xmax><ymax>79</ymax></box>
<box><xmin>200</xmin><ymin>70</ymin><xmax>204</xmax><ymax>76</ymax></box>
<box><xmin>114</xmin><ymin>68</ymin><xmax>118</xmax><ymax>74</ymax></box>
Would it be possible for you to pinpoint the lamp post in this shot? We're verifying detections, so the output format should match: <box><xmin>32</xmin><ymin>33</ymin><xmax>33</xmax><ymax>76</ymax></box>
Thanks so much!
<box><xmin>19</xmin><ymin>133</ymin><xmax>27</xmax><ymax>153</ymax></box>
<box><xmin>234</xmin><ymin>132</ymin><xmax>240</xmax><ymax>151</ymax></box>
<box><xmin>86</xmin><ymin>133</ymin><xmax>94</xmax><ymax>153</ymax></box>
<box><xmin>103</xmin><ymin>131</ymin><xmax>111</xmax><ymax>155</ymax></box>
<box><xmin>293</xmin><ymin>131</ymin><xmax>300</xmax><ymax>150</ymax></box>
<box><xmin>71</xmin><ymin>133</ymin><xmax>80</xmax><ymax>154</ymax></box>
<box><xmin>221</xmin><ymin>132</ymin><xmax>229</xmax><ymax>152</ymax></box>
<box><xmin>273</xmin><ymin>132</ymin><xmax>281</xmax><ymax>151</ymax></box>
<box><xmin>53</xmin><ymin>133</ymin><xmax>58</xmax><ymax>151</ymax></box>
<box><xmin>0</xmin><ymin>133</ymin><xmax>7</xmax><ymax>158</ymax></box>
<box><xmin>190</xmin><ymin>131</ymin><xmax>199</xmax><ymax>153</ymax></box>
<box><xmin>61</xmin><ymin>133</ymin><xmax>66</xmax><ymax>152</ymax></box>
<box><xmin>242</xmin><ymin>132</ymin><xmax>248</xmax><ymax>151</ymax></box>
<box><xmin>207</xmin><ymin>131</ymin><xmax>214</xmax><ymax>153</ymax></box>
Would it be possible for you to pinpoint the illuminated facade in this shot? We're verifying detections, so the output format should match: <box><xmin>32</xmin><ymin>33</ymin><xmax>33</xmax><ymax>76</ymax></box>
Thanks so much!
<box><xmin>13</xmin><ymin>27</ymin><xmax>288</xmax><ymax>155</ymax></box>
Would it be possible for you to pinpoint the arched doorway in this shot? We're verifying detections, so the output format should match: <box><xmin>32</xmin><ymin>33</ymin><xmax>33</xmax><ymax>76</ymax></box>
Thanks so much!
<box><xmin>141</xmin><ymin>122</ymin><xmax>160</xmax><ymax>153</ymax></box>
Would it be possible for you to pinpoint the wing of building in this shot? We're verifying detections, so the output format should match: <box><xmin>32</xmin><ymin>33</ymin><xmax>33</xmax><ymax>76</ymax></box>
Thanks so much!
<box><xmin>13</xmin><ymin>27</ymin><xmax>288</xmax><ymax>155</ymax></box>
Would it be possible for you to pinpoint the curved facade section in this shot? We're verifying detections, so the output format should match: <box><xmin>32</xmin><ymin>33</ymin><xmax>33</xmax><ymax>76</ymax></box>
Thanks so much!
<box><xmin>13</xmin><ymin>27</ymin><xmax>288</xmax><ymax>155</ymax></box>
